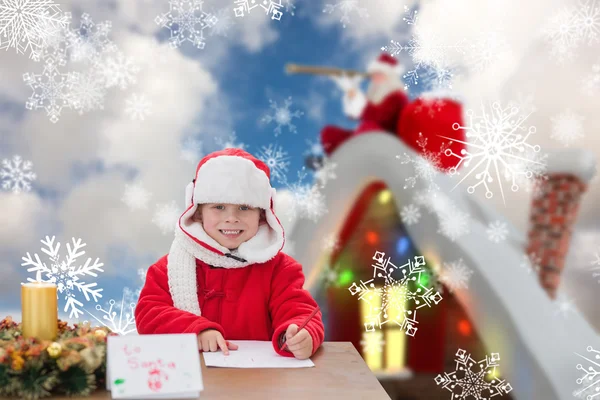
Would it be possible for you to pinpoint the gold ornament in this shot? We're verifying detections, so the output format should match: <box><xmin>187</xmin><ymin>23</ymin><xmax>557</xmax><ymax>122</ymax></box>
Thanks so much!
<box><xmin>94</xmin><ymin>329</ymin><xmax>107</xmax><ymax>339</ymax></box>
<box><xmin>47</xmin><ymin>342</ymin><xmax>62</xmax><ymax>358</ymax></box>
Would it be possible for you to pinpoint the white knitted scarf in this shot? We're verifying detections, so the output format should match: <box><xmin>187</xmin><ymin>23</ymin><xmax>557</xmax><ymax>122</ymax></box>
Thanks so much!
<box><xmin>167</xmin><ymin>228</ymin><xmax>251</xmax><ymax>316</ymax></box>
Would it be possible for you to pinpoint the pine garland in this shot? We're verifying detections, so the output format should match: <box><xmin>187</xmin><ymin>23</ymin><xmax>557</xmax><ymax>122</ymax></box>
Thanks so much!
<box><xmin>0</xmin><ymin>316</ymin><xmax>112</xmax><ymax>400</ymax></box>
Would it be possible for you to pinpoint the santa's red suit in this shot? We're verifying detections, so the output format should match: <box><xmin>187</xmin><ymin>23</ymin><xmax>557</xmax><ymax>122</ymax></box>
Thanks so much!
<box><xmin>135</xmin><ymin>149</ymin><xmax>325</xmax><ymax>357</ymax></box>
<box><xmin>320</xmin><ymin>53</ymin><xmax>466</xmax><ymax>171</ymax></box>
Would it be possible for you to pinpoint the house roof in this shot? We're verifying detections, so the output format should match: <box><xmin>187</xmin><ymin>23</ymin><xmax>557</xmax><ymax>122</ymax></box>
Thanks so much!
<box><xmin>283</xmin><ymin>132</ymin><xmax>598</xmax><ymax>400</ymax></box>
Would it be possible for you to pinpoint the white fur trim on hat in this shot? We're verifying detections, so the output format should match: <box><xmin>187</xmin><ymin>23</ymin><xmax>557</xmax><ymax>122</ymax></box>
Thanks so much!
<box><xmin>367</xmin><ymin>58</ymin><xmax>405</xmax><ymax>76</ymax></box>
<box><xmin>190</xmin><ymin>155</ymin><xmax>272</xmax><ymax>209</ymax></box>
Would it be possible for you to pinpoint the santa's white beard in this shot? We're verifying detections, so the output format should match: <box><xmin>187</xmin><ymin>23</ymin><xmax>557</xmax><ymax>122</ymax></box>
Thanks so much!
<box><xmin>366</xmin><ymin>75</ymin><xmax>405</xmax><ymax>105</ymax></box>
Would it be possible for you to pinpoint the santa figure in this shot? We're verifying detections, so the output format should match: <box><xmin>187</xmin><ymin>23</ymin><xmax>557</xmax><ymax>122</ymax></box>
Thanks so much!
<box><xmin>316</xmin><ymin>52</ymin><xmax>466</xmax><ymax>172</ymax></box>
<box><xmin>320</xmin><ymin>53</ymin><xmax>409</xmax><ymax>156</ymax></box>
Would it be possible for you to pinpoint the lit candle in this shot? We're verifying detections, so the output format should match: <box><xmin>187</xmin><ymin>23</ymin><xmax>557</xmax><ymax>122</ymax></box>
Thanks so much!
<box><xmin>21</xmin><ymin>282</ymin><xmax>58</xmax><ymax>341</ymax></box>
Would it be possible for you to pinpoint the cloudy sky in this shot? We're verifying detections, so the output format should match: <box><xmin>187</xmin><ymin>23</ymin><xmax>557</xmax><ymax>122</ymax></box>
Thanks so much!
<box><xmin>0</xmin><ymin>0</ymin><xmax>599</xmax><ymax>331</ymax></box>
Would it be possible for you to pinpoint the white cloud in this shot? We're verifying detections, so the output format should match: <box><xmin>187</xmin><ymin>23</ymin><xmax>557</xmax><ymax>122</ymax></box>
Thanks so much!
<box><xmin>0</xmin><ymin>192</ymin><xmax>48</xmax><ymax>250</ymax></box>
<box><xmin>317</xmin><ymin>0</ymin><xmax>408</xmax><ymax>40</ymax></box>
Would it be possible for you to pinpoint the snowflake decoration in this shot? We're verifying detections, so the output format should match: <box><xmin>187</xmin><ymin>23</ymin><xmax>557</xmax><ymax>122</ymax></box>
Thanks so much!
<box><xmin>282</xmin><ymin>167</ymin><xmax>328</xmax><ymax>223</ymax></box>
<box><xmin>70</xmin><ymin>70</ymin><xmax>107</xmax><ymax>114</ymax></box>
<box><xmin>416</xmin><ymin>64</ymin><xmax>455</xmax><ymax>92</ymax></box>
<box><xmin>29</xmin><ymin>10</ymin><xmax>69</xmax><ymax>65</ymax></box>
<box><xmin>96</xmin><ymin>51</ymin><xmax>139</xmax><ymax>90</ymax></box>
<box><xmin>550</xmin><ymin>109</ymin><xmax>585</xmax><ymax>147</ymax></box>
<box><xmin>465</xmin><ymin>31</ymin><xmax>510</xmax><ymax>73</ymax></box>
<box><xmin>322</xmin><ymin>233</ymin><xmax>339</xmax><ymax>253</ymax></box>
<box><xmin>412</xmin><ymin>189</ymin><xmax>471</xmax><ymax>243</ymax></box>
<box><xmin>543</xmin><ymin>0</ymin><xmax>600</xmax><ymax>63</ymax></box>
<box><xmin>85</xmin><ymin>287</ymin><xmax>137</xmax><ymax>335</ymax></box>
<box><xmin>544</xmin><ymin>6</ymin><xmax>584</xmax><ymax>62</ymax></box>
<box><xmin>386</xmin><ymin>8</ymin><xmax>508</xmax><ymax>88</ymax></box>
<box><xmin>581</xmin><ymin>62</ymin><xmax>600</xmax><ymax>96</ymax></box>
<box><xmin>261</xmin><ymin>97</ymin><xmax>303</xmax><ymax>137</ymax></box>
<box><xmin>348</xmin><ymin>251</ymin><xmax>443</xmax><ymax>336</ymax></box>
<box><xmin>412</xmin><ymin>188</ymin><xmax>448</xmax><ymax>215</ymax></box>
<box><xmin>152</xmin><ymin>201</ymin><xmax>181</xmax><ymax>235</ymax></box>
<box><xmin>383</xmin><ymin>33</ymin><xmax>464</xmax><ymax>69</ymax></box>
<box><xmin>400</xmin><ymin>204</ymin><xmax>421</xmax><ymax>226</ymax></box>
<box><xmin>0</xmin><ymin>0</ymin><xmax>68</xmax><ymax>58</ymax></box>
<box><xmin>137</xmin><ymin>267</ymin><xmax>147</xmax><ymax>284</ymax></box>
<box><xmin>215</xmin><ymin>131</ymin><xmax>247</xmax><ymax>150</ymax></box>
<box><xmin>521</xmin><ymin>252</ymin><xmax>541</xmax><ymax>275</ymax></box>
<box><xmin>283</xmin><ymin>0</ymin><xmax>296</xmax><ymax>16</ymax></box>
<box><xmin>156</xmin><ymin>0</ymin><xmax>217</xmax><ymax>49</ymax></box>
<box><xmin>233</xmin><ymin>0</ymin><xmax>286</xmax><ymax>21</ymax></box>
<box><xmin>209</xmin><ymin>7</ymin><xmax>234</xmax><ymax>37</ymax></box>
<box><xmin>256</xmin><ymin>143</ymin><xmax>290</xmax><ymax>183</ymax></box>
<box><xmin>437</xmin><ymin>207</ymin><xmax>471</xmax><ymax>242</ymax></box>
<box><xmin>360</xmin><ymin>331</ymin><xmax>385</xmax><ymax>355</ymax></box>
<box><xmin>125</xmin><ymin>93</ymin><xmax>152</xmax><ymax>121</ymax></box>
<box><xmin>554</xmin><ymin>292</ymin><xmax>576</xmax><ymax>318</ymax></box>
<box><xmin>591</xmin><ymin>253</ymin><xmax>600</xmax><ymax>283</ymax></box>
<box><xmin>574</xmin><ymin>346</ymin><xmax>600</xmax><ymax>399</ymax></box>
<box><xmin>396</xmin><ymin>132</ymin><xmax>450</xmax><ymax>194</ymax></box>
<box><xmin>486</xmin><ymin>220</ymin><xmax>508</xmax><ymax>243</ymax></box>
<box><xmin>578</xmin><ymin>0</ymin><xmax>600</xmax><ymax>44</ymax></box>
<box><xmin>508</xmin><ymin>91</ymin><xmax>538</xmax><ymax>116</ymax></box>
<box><xmin>382</xmin><ymin>31</ymin><xmax>465</xmax><ymax>90</ymax></box>
<box><xmin>438</xmin><ymin>258</ymin><xmax>473</xmax><ymax>293</ymax></box>
<box><xmin>441</xmin><ymin>102</ymin><xmax>543</xmax><ymax>204</ymax></box>
<box><xmin>314</xmin><ymin>158</ymin><xmax>337</xmax><ymax>187</ymax></box>
<box><xmin>67</xmin><ymin>13</ymin><xmax>117</xmax><ymax>64</ymax></box>
<box><xmin>181</xmin><ymin>137</ymin><xmax>204</xmax><ymax>162</ymax></box>
<box><xmin>304</xmin><ymin>139</ymin><xmax>324</xmax><ymax>157</ymax></box>
<box><xmin>435</xmin><ymin>348</ymin><xmax>513</xmax><ymax>399</ymax></box>
<box><xmin>402</xmin><ymin>5</ymin><xmax>418</xmax><ymax>25</ymax></box>
<box><xmin>322</xmin><ymin>1</ymin><xmax>369</xmax><ymax>29</ymax></box>
<box><xmin>21</xmin><ymin>236</ymin><xmax>105</xmax><ymax>319</ymax></box>
<box><xmin>122</xmin><ymin>182</ymin><xmax>152</xmax><ymax>211</ymax></box>
<box><xmin>503</xmin><ymin>144</ymin><xmax>548</xmax><ymax>198</ymax></box>
<box><xmin>321</xmin><ymin>265</ymin><xmax>339</xmax><ymax>287</ymax></box>
<box><xmin>23</xmin><ymin>58</ymin><xmax>79</xmax><ymax>123</ymax></box>
<box><xmin>1</xmin><ymin>155</ymin><xmax>37</xmax><ymax>194</ymax></box>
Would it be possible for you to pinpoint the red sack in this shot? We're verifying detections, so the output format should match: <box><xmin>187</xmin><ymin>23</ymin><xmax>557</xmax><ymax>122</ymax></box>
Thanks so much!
<box><xmin>397</xmin><ymin>97</ymin><xmax>467</xmax><ymax>171</ymax></box>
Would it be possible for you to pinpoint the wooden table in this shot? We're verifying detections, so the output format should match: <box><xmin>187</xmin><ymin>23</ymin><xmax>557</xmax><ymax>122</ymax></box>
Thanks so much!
<box><xmin>28</xmin><ymin>342</ymin><xmax>391</xmax><ymax>400</ymax></box>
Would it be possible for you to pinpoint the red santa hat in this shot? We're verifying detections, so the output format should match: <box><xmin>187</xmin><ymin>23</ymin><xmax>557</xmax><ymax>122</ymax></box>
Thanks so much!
<box><xmin>167</xmin><ymin>148</ymin><xmax>285</xmax><ymax>316</ymax></box>
<box><xmin>367</xmin><ymin>52</ymin><xmax>405</xmax><ymax>76</ymax></box>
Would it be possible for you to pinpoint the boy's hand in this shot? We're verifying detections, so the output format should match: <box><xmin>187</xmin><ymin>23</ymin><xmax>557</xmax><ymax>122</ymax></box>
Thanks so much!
<box><xmin>197</xmin><ymin>329</ymin><xmax>238</xmax><ymax>355</ymax></box>
<box><xmin>283</xmin><ymin>324</ymin><xmax>313</xmax><ymax>360</ymax></box>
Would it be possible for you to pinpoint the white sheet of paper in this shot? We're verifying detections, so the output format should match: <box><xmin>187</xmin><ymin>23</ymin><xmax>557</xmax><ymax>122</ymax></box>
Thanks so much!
<box><xmin>202</xmin><ymin>340</ymin><xmax>315</xmax><ymax>368</ymax></box>
<box><xmin>106</xmin><ymin>334</ymin><xmax>203</xmax><ymax>399</ymax></box>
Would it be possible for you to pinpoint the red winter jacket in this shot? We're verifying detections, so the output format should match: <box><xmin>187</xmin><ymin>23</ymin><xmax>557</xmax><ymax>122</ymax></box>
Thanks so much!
<box><xmin>135</xmin><ymin>252</ymin><xmax>325</xmax><ymax>357</ymax></box>
<box><xmin>361</xmin><ymin>91</ymin><xmax>409</xmax><ymax>134</ymax></box>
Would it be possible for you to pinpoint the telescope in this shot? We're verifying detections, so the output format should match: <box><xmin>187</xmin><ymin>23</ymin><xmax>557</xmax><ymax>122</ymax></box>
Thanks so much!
<box><xmin>285</xmin><ymin>63</ymin><xmax>369</xmax><ymax>78</ymax></box>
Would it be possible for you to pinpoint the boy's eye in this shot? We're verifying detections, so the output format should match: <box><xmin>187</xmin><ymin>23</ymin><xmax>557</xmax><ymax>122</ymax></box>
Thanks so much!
<box><xmin>240</xmin><ymin>205</ymin><xmax>249</xmax><ymax>211</ymax></box>
<box><xmin>214</xmin><ymin>205</ymin><xmax>224</xmax><ymax>210</ymax></box>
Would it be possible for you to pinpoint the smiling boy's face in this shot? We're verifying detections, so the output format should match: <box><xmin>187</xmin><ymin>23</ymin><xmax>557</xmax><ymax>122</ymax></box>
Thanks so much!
<box><xmin>192</xmin><ymin>203</ymin><xmax>266</xmax><ymax>250</ymax></box>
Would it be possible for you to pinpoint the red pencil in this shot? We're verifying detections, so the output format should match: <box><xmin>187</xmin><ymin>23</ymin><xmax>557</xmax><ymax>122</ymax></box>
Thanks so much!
<box><xmin>280</xmin><ymin>306</ymin><xmax>320</xmax><ymax>352</ymax></box>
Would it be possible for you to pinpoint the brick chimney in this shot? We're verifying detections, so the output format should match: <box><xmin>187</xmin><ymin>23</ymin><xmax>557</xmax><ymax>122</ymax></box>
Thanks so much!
<box><xmin>526</xmin><ymin>149</ymin><xmax>596</xmax><ymax>299</ymax></box>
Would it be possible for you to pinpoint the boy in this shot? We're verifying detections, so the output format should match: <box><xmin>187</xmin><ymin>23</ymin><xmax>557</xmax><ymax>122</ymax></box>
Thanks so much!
<box><xmin>135</xmin><ymin>148</ymin><xmax>324</xmax><ymax>360</ymax></box>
